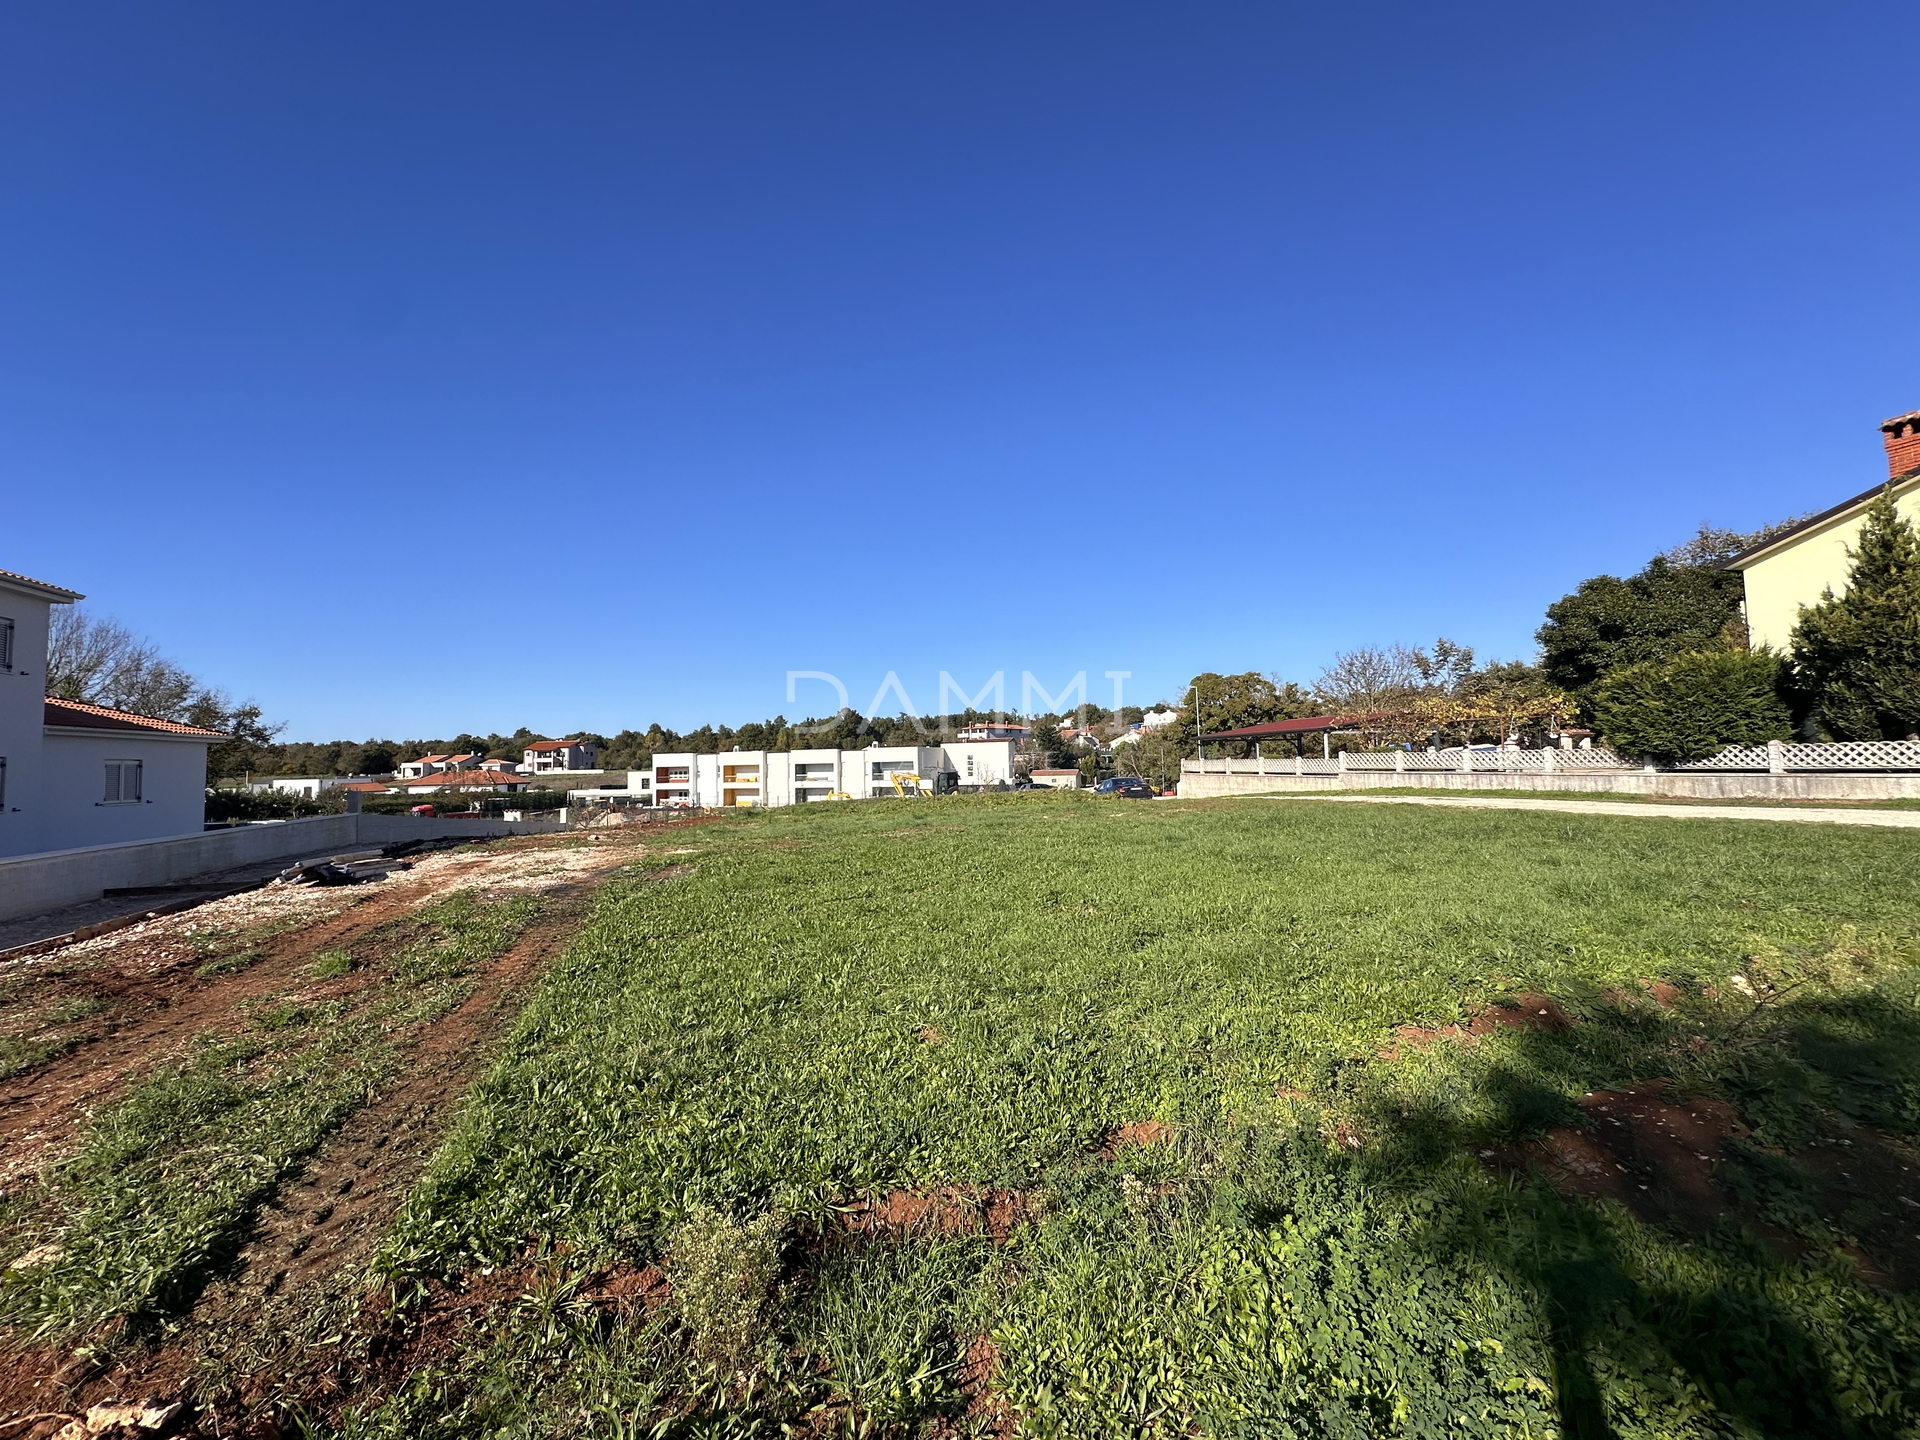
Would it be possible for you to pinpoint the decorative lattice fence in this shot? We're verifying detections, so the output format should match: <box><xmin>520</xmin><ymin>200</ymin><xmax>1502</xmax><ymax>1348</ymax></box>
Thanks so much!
<box><xmin>1190</xmin><ymin>739</ymin><xmax>1920</xmax><ymax>777</ymax></box>
<box><xmin>1672</xmin><ymin>739</ymin><xmax>1920</xmax><ymax>772</ymax></box>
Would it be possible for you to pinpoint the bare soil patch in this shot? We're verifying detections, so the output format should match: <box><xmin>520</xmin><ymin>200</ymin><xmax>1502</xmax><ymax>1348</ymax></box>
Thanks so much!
<box><xmin>947</xmin><ymin>1335</ymin><xmax>1014</xmax><ymax>1438</ymax></box>
<box><xmin>1098</xmin><ymin>1120</ymin><xmax>1172</xmax><ymax>1160</ymax></box>
<box><xmin>1483</xmin><ymin>1080</ymin><xmax>1744</xmax><ymax>1232</ymax></box>
<box><xmin>840</xmin><ymin>1187</ymin><xmax>1035</xmax><ymax>1244</ymax></box>
<box><xmin>1382</xmin><ymin>992</ymin><xmax>1569</xmax><ymax>1059</ymax></box>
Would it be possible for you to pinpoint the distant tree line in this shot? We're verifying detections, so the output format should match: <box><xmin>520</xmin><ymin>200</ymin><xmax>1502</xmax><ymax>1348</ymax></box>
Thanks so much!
<box><xmin>236</xmin><ymin>707</ymin><xmax>1160</xmax><ymax>781</ymax></box>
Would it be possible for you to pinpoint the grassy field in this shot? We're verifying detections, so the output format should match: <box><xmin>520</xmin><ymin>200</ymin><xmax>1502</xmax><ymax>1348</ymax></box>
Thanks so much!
<box><xmin>277</xmin><ymin>794</ymin><xmax>1920</xmax><ymax>1439</ymax></box>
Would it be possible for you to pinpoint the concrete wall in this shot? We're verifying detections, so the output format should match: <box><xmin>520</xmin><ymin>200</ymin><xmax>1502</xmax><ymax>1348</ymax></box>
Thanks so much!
<box><xmin>1176</xmin><ymin>768</ymin><xmax>1920</xmax><ymax>801</ymax></box>
<box><xmin>0</xmin><ymin>811</ymin><xmax>566</xmax><ymax>924</ymax></box>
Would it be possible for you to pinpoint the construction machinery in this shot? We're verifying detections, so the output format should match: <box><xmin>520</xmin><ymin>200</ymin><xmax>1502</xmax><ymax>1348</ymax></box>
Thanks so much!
<box><xmin>890</xmin><ymin>772</ymin><xmax>930</xmax><ymax>798</ymax></box>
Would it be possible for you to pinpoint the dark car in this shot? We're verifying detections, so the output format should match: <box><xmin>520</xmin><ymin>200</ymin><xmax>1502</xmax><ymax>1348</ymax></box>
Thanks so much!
<box><xmin>1093</xmin><ymin>776</ymin><xmax>1154</xmax><ymax>798</ymax></box>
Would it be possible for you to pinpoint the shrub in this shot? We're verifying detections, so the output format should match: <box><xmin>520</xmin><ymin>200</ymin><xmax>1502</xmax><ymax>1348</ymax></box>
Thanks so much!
<box><xmin>1789</xmin><ymin>489</ymin><xmax>1920</xmax><ymax>739</ymax></box>
<box><xmin>204</xmin><ymin>788</ymin><xmax>340</xmax><ymax>822</ymax></box>
<box><xmin>1588</xmin><ymin>649</ymin><xmax>1794</xmax><ymax>764</ymax></box>
<box><xmin>664</xmin><ymin>1205</ymin><xmax>786</xmax><ymax>1365</ymax></box>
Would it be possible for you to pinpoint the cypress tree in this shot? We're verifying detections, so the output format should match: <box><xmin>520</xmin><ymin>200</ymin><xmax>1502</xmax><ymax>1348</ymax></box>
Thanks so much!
<box><xmin>1789</xmin><ymin>489</ymin><xmax>1920</xmax><ymax>739</ymax></box>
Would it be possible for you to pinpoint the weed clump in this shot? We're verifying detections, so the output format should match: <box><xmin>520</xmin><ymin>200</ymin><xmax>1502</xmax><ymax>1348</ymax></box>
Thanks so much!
<box><xmin>311</xmin><ymin>948</ymin><xmax>353</xmax><ymax>978</ymax></box>
<box><xmin>663</xmin><ymin>1205</ymin><xmax>786</xmax><ymax>1365</ymax></box>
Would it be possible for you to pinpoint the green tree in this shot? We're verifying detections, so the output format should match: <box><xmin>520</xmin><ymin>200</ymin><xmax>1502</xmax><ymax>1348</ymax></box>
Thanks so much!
<box><xmin>1789</xmin><ymin>490</ymin><xmax>1920</xmax><ymax>739</ymax></box>
<box><xmin>1026</xmin><ymin>715</ymin><xmax>1074</xmax><ymax>770</ymax></box>
<box><xmin>1587</xmin><ymin>650</ymin><xmax>1793</xmax><ymax>764</ymax></box>
<box><xmin>189</xmin><ymin>698</ymin><xmax>286</xmax><ymax>782</ymax></box>
<box><xmin>1537</xmin><ymin>557</ymin><xmax>1745</xmax><ymax>695</ymax></box>
<box><xmin>1157</xmin><ymin>673</ymin><xmax>1313</xmax><ymax>757</ymax></box>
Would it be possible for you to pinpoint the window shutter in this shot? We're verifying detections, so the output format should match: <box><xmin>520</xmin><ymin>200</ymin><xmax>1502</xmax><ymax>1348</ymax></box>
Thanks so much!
<box><xmin>128</xmin><ymin>761</ymin><xmax>142</xmax><ymax>802</ymax></box>
<box><xmin>104</xmin><ymin>763</ymin><xmax>119</xmax><ymax>803</ymax></box>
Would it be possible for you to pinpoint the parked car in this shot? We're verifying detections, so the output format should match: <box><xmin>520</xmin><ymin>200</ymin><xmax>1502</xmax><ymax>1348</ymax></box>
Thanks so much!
<box><xmin>1093</xmin><ymin>777</ymin><xmax>1154</xmax><ymax>799</ymax></box>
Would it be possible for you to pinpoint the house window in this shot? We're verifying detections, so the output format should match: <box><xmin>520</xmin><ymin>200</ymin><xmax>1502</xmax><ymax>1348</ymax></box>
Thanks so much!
<box><xmin>103</xmin><ymin>759</ymin><xmax>143</xmax><ymax>804</ymax></box>
<box><xmin>0</xmin><ymin>618</ymin><xmax>12</xmax><ymax>672</ymax></box>
<box><xmin>966</xmin><ymin>755</ymin><xmax>976</xmax><ymax>778</ymax></box>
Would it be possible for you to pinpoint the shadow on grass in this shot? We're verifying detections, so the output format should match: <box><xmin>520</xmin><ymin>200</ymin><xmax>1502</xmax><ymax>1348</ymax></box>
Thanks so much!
<box><xmin>1348</xmin><ymin>974</ymin><xmax>1920</xmax><ymax>1440</ymax></box>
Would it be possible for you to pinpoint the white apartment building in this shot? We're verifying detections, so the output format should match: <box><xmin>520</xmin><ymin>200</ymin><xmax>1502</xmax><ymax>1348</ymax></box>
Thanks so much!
<box><xmin>522</xmin><ymin>738</ymin><xmax>599</xmax><ymax>773</ymax></box>
<box><xmin>575</xmin><ymin>739</ymin><xmax>1020</xmax><ymax>808</ymax></box>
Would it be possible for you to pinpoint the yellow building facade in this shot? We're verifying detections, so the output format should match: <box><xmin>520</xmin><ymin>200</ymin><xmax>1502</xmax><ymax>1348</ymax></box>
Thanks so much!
<box><xmin>1729</xmin><ymin>410</ymin><xmax>1920</xmax><ymax>652</ymax></box>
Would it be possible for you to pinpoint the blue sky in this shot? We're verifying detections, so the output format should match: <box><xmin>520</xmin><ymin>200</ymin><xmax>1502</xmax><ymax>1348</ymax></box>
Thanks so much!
<box><xmin>4</xmin><ymin>3</ymin><xmax>1917</xmax><ymax>739</ymax></box>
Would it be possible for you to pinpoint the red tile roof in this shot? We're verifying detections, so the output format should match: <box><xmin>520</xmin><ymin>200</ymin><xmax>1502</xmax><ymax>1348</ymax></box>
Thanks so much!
<box><xmin>44</xmin><ymin>696</ymin><xmax>227</xmax><ymax>738</ymax></box>
<box><xmin>524</xmin><ymin>739</ymin><xmax>584</xmax><ymax>751</ymax></box>
<box><xmin>399</xmin><ymin>769</ymin><xmax>523</xmax><ymax>788</ymax></box>
<box><xmin>0</xmin><ymin>568</ymin><xmax>83</xmax><ymax>602</ymax></box>
<box><xmin>337</xmin><ymin>781</ymin><xmax>390</xmax><ymax>792</ymax></box>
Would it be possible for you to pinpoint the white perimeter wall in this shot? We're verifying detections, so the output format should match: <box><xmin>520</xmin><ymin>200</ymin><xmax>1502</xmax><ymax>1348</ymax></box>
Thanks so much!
<box><xmin>0</xmin><ymin>811</ymin><xmax>567</xmax><ymax>924</ymax></box>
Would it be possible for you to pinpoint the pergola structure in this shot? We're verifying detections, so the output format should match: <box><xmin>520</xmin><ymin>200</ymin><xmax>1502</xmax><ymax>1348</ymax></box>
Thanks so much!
<box><xmin>1198</xmin><ymin>715</ymin><xmax>1363</xmax><ymax>760</ymax></box>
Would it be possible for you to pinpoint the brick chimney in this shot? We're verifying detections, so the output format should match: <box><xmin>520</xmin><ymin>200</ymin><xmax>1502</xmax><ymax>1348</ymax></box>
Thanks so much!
<box><xmin>1882</xmin><ymin>409</ymin><xmax>1920</xmax><ymax>479</ymax></box>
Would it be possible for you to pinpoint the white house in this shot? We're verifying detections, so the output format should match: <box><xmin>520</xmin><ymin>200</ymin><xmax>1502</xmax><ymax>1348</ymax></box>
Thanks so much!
<box><xmin>1</xmin><ymin>568</ymin><xmax>225</xmax><ymax>859</ymax></box>
<box><xmin>396</xmin><ymin>752</ymin><xmax>490</xmax><ymax>779</ymax></box>
<box><xmin>522</xmin><ymin>738</ymin><xmax>599</xmax><ymax>773</ymax></box>
<box><xmin>956</xmin><ymin>722</ymin><xmax>1030</xmax><ymax>742</ymax></box>
<box><xmin>1114</xmin><ymin>709</ymin><xmax>1181</xmax><ymax>747</ymax></box>
<box><xmin>570</xmin><ymin>739</ymin><xmax>1020</xmax><ymax>808</ymax></box>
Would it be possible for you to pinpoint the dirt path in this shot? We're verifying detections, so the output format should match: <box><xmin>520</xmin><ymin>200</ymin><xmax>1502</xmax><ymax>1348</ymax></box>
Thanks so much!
<box><xmin>0</xmin><ymin>832</ymin><xmax>650</xmax><ymax>1431</ymax></box>
<box><xmin>0</xmin><ymin>833</ymin><xmax>636</xmax><ymax>1188</ymax></box>
<box><xmin>1254</xmin><ymin>792</ymin><xmax>1920</xmax><ymax>829</ymax></box>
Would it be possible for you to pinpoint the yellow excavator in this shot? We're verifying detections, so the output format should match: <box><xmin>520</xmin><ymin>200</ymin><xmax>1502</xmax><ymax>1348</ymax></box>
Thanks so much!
<box><xmin>889</xmin><ymin>772</ymin><xmax>931</xmax><ymax>798</ymax></box>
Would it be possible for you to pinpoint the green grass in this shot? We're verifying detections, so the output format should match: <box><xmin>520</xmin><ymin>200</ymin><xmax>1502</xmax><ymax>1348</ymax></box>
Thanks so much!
<box><xmin>0</xmin><ymin>994</ymin><xmax>115</xmax><ymax>1079</ymax></box>
<box><xmin>326</xmin><ymin>795</ymin><xmax>1920</xmax><ymax>1438</ymax></box>
<box><xmin>312</xmin><ymin>947</ymin><xmax>355</xmax><ymax>978</ymax></box>
<box><xmin>0</xmin><ymin>889</ymin><xmax>546</xmax><ymax>1341</ymax></box>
